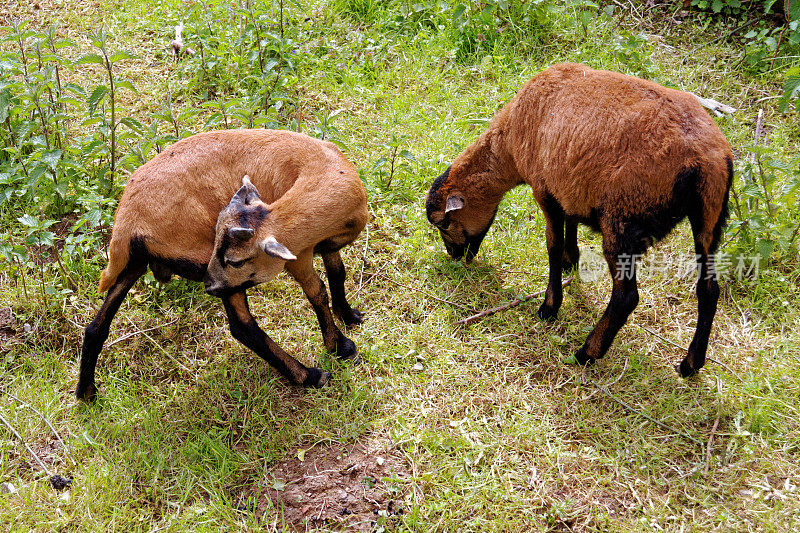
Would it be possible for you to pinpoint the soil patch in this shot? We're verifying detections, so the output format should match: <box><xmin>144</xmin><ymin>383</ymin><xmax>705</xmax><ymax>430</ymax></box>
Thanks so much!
<box><xmin>251</xmin><ymin>440</ymin><xmax>410</xmax><ymax>531</ymax></box>
<box><xmin>0</xmin><ymin>307</ymin><xmax>20</xmax><ymax>349</ymax></box>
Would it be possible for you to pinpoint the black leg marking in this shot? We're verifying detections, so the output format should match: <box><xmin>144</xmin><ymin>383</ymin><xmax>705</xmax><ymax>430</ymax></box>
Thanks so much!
<box><xmin>287</xmin><ymin>254</ymin><xmax>358</xmax><ymax>360</ymax></box>
<box><xmin>536</xmin><ymin>194</ymin><xmax>565</xmax><ymax>321</ymax></box>
<box><xmin>573</xmin><ymin>233</ymin><xmax>640</xmax><ymax>365</ymax></box>
<box><xmin>679</xmin><ymin>211</ymin><xmax>723</xmax><ymax>377</ymax></box>
<box><xmin>322</xmin><ymin>251</ymin><xmax>364</xmax><ymax>327</ymax></box>
<box><xmin>222</xmin><ymin>291</ymin><xmax>329</xmax><ymax>387</ymax></box>
<box><xmin>77</xmin><ymin>262</ymin><xmax>147</xmax><ymax>402</ymax></box>
<box><xmin>562</xmin><ymin>218</ymin><xmax>580</xmax><ymax>272</ymax></box>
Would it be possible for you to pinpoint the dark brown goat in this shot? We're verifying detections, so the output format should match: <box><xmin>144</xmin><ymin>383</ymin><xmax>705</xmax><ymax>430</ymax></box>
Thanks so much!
<box><xmin>426</xmin><ymin>63</ymin><xmax>733</xmax><ymax>376</ymax></box>
<box><xmin>77</xmin><ymin>129</ymin><xmax>367</xmax><ymax>401</ymax></box>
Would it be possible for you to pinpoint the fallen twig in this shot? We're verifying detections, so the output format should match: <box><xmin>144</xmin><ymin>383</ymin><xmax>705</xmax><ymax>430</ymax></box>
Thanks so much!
<box><xmin>107</xmin><ymin>317</ymin><xmax>179</xmax><ymax>347</ymax></box>
<box><xmin>691</xmin><ymin>93</ymin><xmax>737</xmax><ymax>117</ymax></box>
<box><xmin>581</xmin><ymin>374</ymin><xmax>705</xmax><ymax>449</ymax></box>
<box><xmin>455</xmin><ymin>276</ymin><xmax>574</xmax><ymax>325</ymax></box>
<box><xmin>353</xmin><ymin>258</ymin><xmax>388</xmax><ymax>298</ymax></box>
<box><xmin>0</xmin><ymin>409</ymin><xmax>52</xmax><ymax>476</ymax></box>
<box><xmin>704</xmin><ymin>415</ymin><xmax>720</xmax><ymax>475</ymax></box>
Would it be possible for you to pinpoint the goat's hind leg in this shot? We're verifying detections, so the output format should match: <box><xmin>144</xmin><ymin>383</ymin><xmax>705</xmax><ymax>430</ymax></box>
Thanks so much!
<box><xmin>536</xmin><ymin>195</ymin><xmax>566</xmax><ymax>321</ymax></box>
<box><xmin>562</xmin><ymin>218</ymin><xmax>580</xmax><ymax>272</ymax></box>
<box><xmin>222</xmin><ymin>291</ymin><xmax>330</xmax><ymax>387</ymax></box>
<box><xmin>322</xmin><ymin>251</ymin><xmax>364</xmax><ymax>327</ymax></box>
<box><xmin>679</xmin><ymin>212</ymin><xmax>723</xmax><ymax>377</ymax></box>
<box><xmin>77</xmin><ymin>262</ymin><xmax>147</xmax><ymax>402</ymax></box>
<box><xmin>572</xmin><ymin>232</ymin><xmax>640</xmax><ymax>366</ymax></box>
<box><xmin>287</xmin><ymin>251</ymin><xmax>358</xmax><ymax>360</ymax></box>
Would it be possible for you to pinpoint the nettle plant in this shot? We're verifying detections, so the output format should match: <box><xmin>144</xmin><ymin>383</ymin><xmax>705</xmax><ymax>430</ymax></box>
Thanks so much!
<box><xmin>729</xmin><ymin>145</ymin><xmax>800</xmax><ymax>261</ymax></box>
<box><xmin>0</xmin><ymin>23</ymin><xmax>148</xmax><ymax>300</ymax></box>
<box><xmin>175</xmin><ymin>0</ymin><xmax>301</xmax><ymax>127</ymax></box>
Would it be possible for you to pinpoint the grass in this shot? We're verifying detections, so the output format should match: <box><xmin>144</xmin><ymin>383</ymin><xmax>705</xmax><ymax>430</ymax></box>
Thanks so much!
<box><xmin>1</xmin><ymin>0</ymin><xmax>800</xmax><ymax>531</ymax></box>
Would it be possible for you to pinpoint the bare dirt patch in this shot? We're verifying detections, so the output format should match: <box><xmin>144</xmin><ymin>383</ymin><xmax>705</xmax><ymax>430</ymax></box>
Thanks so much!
<box><xmin>251</xmin><ymin>440</ymin><xmax>410</xmax><ymax>531</ymax></box>
<box><xmin>0</xmin><ymin>307</ymin><xmax>20</xmax><ymax>349</ymax></box>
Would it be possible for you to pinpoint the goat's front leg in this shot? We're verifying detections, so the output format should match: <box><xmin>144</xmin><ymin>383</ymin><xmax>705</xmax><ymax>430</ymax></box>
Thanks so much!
<box><xmin>322</xmin><ymin>250</ymin><xmax>364</xmax><ymax>327</ymax></box>
<box><xmin>222</xmin><ymin>291</ymin><xmax>330</xmax><ymax>387</ymax></box>
<box><xmin>286</xmin><ymin>251</ymin><xmax>358</xmax><ymax>360</ymax></box>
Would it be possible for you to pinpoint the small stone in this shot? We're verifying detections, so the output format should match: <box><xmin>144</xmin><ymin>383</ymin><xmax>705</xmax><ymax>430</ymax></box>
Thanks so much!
<box><xmin>59</xmin><ymin>491</ymin><xmax>70</xmax><ymax>503</ymax></box>
<box><xmin>0</xmin><ymin>482</ymin><xmax>17</xmax><ymax>495</ymax></box>
<box><xmin>376</xmin><ymin>457</ymin><xmax>385</xmax><ymax>466</ymax></box>
<box><xmin>412</xmin><ymin>362</ymin><xmax>424</xmax><ymax>372</ymax></box>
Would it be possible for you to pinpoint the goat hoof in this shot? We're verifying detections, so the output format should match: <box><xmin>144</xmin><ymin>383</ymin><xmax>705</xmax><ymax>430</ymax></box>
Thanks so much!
<box><xmin>335</xmin><ymin>333</ymin><xmax>358</xmax><ymax>360</ymax></box>
<box><xmin>75</xmin><ymin>382</ymin><xmax>98</xmax><ymax>403</ymax></box>
<box><xmin>562</xmin><ymin>258</ymin><xmax>579</xmax><ymax>273</ymax></box>
<box><xmin>571</xmin><ymin>347</ymin><xmax>595</xmax><ymax>366</ymax></box>
<box><xmin>536</xmin><ymin>303</ymin><xmax>558</xmax><ymax>322</ymax></box>
<box><xmin>336</xmin><ymin>306</ymin><xmax>365</xmax><ymax>327</ymax></box>
<box><xmin>304</xmin><ymin>368</ymin><xmax>332</xmax><ymax>387</ymax></box>
<box><xmin>677</xmin><ymin>358</ymin><xmax>698</xmax><ymax>378</ymax></box>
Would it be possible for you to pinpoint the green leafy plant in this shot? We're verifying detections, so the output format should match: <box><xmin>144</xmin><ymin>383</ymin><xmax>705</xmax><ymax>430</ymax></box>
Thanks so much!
<box><xmin>779</xmin><ymin>65</ymin><xmax>800</xmax><ymax>111</ymax></box>
<box><xmin>728</xmin><ymin>144</ymin><xmax>800</xmax><ymax>260</ymax></box>
<box><xmin>371</xmin><ymin>133</ymin><xmax>416</xmax><ymax>193</ymax></box>
<box><xmin>74</xmin><ymin>28</ymin><xmax>137</xmax><ymax>196</ymax></box>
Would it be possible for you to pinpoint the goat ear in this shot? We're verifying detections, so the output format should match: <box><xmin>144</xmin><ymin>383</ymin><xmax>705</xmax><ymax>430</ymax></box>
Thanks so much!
<box><xmin>261</xmin><ymin>235</ymin><xmax>296</xmax><ymax>261</ymax></box>
<box><xmin>445</xmin><ymin>193</ymin><xmax>465</xmax><ymax>214</ymax></box>
<box><xmin>229</xmin><ymin>226</ymin><xmax>255</xmax><ymax>241</ymax></box>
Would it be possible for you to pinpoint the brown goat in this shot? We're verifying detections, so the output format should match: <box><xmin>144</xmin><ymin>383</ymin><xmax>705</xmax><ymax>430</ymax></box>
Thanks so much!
<box><xmin>426</xmin><ymin>63</ymin><xmax>733</xmax><ymax>377</ymax></box>
<box><xmin>77</xmin><ymin>129</ymin><xmax>367</xmax><ymax>402</ymax></box>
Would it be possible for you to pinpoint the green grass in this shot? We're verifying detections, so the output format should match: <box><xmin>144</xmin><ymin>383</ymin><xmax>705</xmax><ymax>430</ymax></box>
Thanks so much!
<box><xmin>2</xmin><ymin>0</ymin><xmax>800</xmax><ymax>531</ymax></box>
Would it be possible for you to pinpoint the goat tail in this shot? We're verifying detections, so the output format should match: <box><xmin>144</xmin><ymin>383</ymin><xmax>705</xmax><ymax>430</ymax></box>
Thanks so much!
<box><xmin>98</xmin><ymin>234</ymin><xmax>131</xmax><ymax>293</ymax></box>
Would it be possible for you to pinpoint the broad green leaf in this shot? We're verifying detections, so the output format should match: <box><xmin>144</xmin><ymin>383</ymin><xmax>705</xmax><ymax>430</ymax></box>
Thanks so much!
<box><xmin>740</xmin><ymin>182</ymin><xmax>763</xmax><ymax>198</ymax></box>
<box><xmin>0</xmin><ymin>90</ymin><xmax>9</xmax><ymax>123</ymax></box>
<box><xmin>757</xmin><ymin>238</ymin><xmax>774</xmax><ymax>260</ymax></box>
<box><xmin>88</xmin><ymin>85</ymin><xmax>108</xmax><ymax>115</ymax></box>
<box><xmin>788</xmin><ymin>0</ymin><xmax>800</xmax><ymax>20</ymax></box>
<box><xmin>778</xmin><ymin>67</ymin><xmax>800</xmax><ymax>113</ymax></box>
<box><xmin>17</xmin><ymin>214</ymin><xmax>38</xmax><ymax>228</ymax></box>
<box><xmin>109</xmin><ymin>50</ymin><xmax>136</xmax><ymax>62</ymax></box>
<box><xmin>120</xmin><ymin>117</ymin><xmax>144</xmax><ymax>134</ymax></box>
<box><xmin>75</xmin><ymin>53</ymin><xmax>105</xmax><ymax>65</ymax></box>
<box><xmin>41</xmin><ymin>149</ymin><xmax>62</xmax><ymax>171</ymax></box>
<box><xmin>400</xmin><ymin>149</ymin><xmax>417</xmax><ymax>162</ymax></box>
<box><xmin>114</xmin><ymin>79</ymin><xmax>137</xmax><ymax>94</ymax></box>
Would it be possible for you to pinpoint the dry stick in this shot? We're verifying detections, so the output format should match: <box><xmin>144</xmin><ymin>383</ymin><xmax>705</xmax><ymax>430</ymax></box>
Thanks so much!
<box><xmin>2</xmin><ymin>391</ymin><xmax>76</xmax><ymax>468</ymax></box>
<box><xmin>373</xmin><ymin>272</ymin><xmax>474</xmax><ymax>312</ymax></box>
<box><xmin>353</xmin><ymin>260</ymin><xmax>389</xmax><ymax>297</ymax></box>
<box><xmin>455</xmin><ymin>276</ymin><xmax>574</xmax><ymax>325</ymax></box>
<box><xmin>704</xmin><ymin>415</ymin><xmax>720</xmax><ymax>475</ymax></box>
<box><xmin>581</xmin><ymin>375</ymin><xmax>705</xmax><ymax>449</ymax></box>
<box><xmin>0</xmin><ymin>410</ymin><xmax>52</xmax><ymax>476</ymax></box>
<box><xmin>106</xmin><ymin>317</ymin><xmax>179</xmax><ymax>348</ymax></box>
<box><xmin>638</xmin><ymin>325</ymin><xmax>745</xmax><ymax>383</ymax></box>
